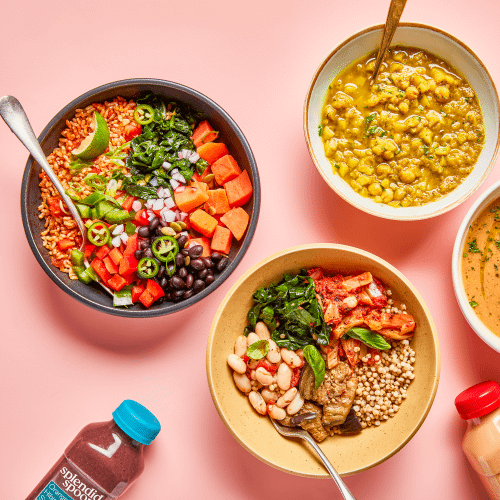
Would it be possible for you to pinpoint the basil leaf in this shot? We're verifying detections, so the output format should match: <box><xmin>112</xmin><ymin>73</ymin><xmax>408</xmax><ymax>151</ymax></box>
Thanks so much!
<box><xmin>303</xmin><ymin>345</ymin><xmax>325</xmax><ymax>389</ymax></box>
<box><xmin>344</xmin><ymin>327</ymin><xmax>391</xmax><ymax>350</ymax></box>
<box><xmin>247</xmin><ymin>340</ymin><xmax>269</xmax><ymax>360</ymax></box>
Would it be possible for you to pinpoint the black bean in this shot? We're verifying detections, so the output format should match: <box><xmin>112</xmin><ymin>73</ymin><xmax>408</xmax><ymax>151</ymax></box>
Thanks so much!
<box><xmin>172</xmin><ymin>290</ymin><xmax>184</xmax><ymax>301</ymax></box>
<box><xmin>217</xmin><ymin>257</ymin><xmax>229</xmax><ymax>272</ymax></box>
<box><xmin>205</xmin><ymin>274</ymin><xmax>215</xmax><ymax>286</ymax></box>
<box><xmin>181</xmin><ymin>248</ymin><xmax>190</xmax><ymax>256</ymax></box>
<box><xmin>156</xmin><ymin>297</ymin><xmax>164</xmax><ymax>304</ymax></box>
<box><xmin>164</xmin><ymin>292</ymin><xmax>172</xmax><ymax>301</ymax></box>
<box><xmin>158</xmin><ymin>264</ymin><xmax>166</xmax><ymax>278</ymax></box>
<box><xmin>188</xmin><ymin>245</ymin><xmax>204</xmax><ymax>258</ymax></box>
<box><xmin>185</xmin><ymin>274</ymin><xmax>194</xmax><ymax>289</ymax></box>
<box><xmin>138</xmin><ymin>226</ymin><xmax>150</xmax><ymax>238</ymax></box>
<box><xmin>144</xmin><ymin>248</ymin><xmax>153</xmax><ymax>258</ymax></box>
<box><xmin>177</xmin><ymin>235</ymin><xmax>187</xmax><ymax>248</ymax></box>
<box><xmin>183</xmin><ymin>289</ymin><xmax>194</xmax><ymax>299</ymax></box>
<box><xmin>211</xmin><ymin>251</ymin><xmax>223</xmax><ymax>261</ymax></box>
<box><xmin>156</xmin><ymin>226</ymin><xmax>163</xmax><ymax>236</ymax></box>
<box><xmin>198</xmin><ymin>269</ymin><xmax>208</xmax><ymax>280</ymax></box>
<box><xmin>160</xmin><ymin>277</ymin><xmax>168</xmax><ymax>289</ymax></box>
<box><xmin>139</xmin><ymin>239</ymin><xmax>149</xmax><ymax>250</ymax></box>
<box><xmin>149</xmin><ymin>217</ymin><xmax>160</xmax><ymax>231</ymax></box>
<box><xmin>202</xmin><ymin>257</ymin><xmax>213</xmax><ymax>268</ymax></box>
<box><xmin>170</xmin><ymin>276</ymin><xmax>185</xmax><ymax>289</ymax></box>
<box><xmin>175</xmin><ymin>253</ymin><xmax>185</xmax><ymax>267</ymax></box>
<box><xmin>193</xmin><ymin>279</ymin><xmax>206</xmax><ymax>293</ymax></box>
<box><xmin>190</xmin><ymin>258</ymin><xmax>205</xmax><ymax>271</ymax></box>
<box><xmin>178</xmin><ymin>267</ymin><xmax>188</xmax><ymax>279</ymax></box>
<box><xmin>134</xmin><ymin>250</ymin><xmax>143</xmax><ymax>260</ymax></box>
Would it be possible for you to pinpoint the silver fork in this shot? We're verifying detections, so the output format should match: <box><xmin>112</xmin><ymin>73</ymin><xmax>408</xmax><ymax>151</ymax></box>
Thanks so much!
<box><xmin>270</xmin><ymin>419</ymin><xmax>357</xmax><ymax>499</ymax></box>
<box><xmin>0</xmin><ymin>95</ymin><xmax>112</xmax><ymax>295</ymax></box>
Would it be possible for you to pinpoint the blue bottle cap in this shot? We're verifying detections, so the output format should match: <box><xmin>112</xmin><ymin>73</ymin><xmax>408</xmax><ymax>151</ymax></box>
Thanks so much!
<box><xmin>112</xmin><ymin>400</ymin><xmax>161</xmax><ymax>445</ymax></box>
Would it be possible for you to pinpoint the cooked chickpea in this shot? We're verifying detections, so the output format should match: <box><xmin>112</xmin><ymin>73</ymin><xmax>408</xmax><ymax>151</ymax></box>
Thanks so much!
<box><xmin>399</xmin><ymin>169</ymin><xmax>416</xmax><ymax>184</ymax></box>
<box><xmin>405</xmin><ymin>86</ymin><xmax>419</xmax><ymax>100</ymax></box>
<box><xmin>368</xmin><ymin>183</ymin><xmax>383</xmax><ymax>196</ymax></box>
<box><xmin>381</xmin><ymin>188</ymin><xmax>394</xmax><ymax>203</ymax></box>
<box><xmin>435</xmin><ymin>86</ymin><xmax>450</xmax><ymax>102</ymax></box>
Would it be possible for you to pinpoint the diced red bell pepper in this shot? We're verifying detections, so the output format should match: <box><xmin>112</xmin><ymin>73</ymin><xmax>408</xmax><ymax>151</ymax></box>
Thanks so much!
<box><xmin>131</xmin><ymin>285</ymin><xmax>145</xmax><ymax>303</ymax></box>
<box><xmin>119</xmin><ymin>254</ymin><xmax>139</xmax><ymax>275</ymax></box>
<box><xmin>124</xmin><ymin>123</ymin><xmax>142</xmax><ymax>141</ymax></box>
<box><xmin>108</xmin><ymin>247</ymin><xmax>123</xmax><ymax>266</ymax></box>
<box><xmin>138</xmin><ymin>289</ymin><xmax>154</xmax><ymax>308</ymax></box>
<box><xmin>121</xmin><ymin>196</ymin><xmax>136</xmax><ymax>212</ymax></box>
<box><xmin>121</xmin><ymin>273</ymin><xmax>137</xmax><ymax>286</ymax></box>
<box><xmin>146</xmin><ymin>279</ymin><xmax>165</xmax><ymax>301</ymax></box>
<box><xmin>57</xmin><ymin>238</ymin><xmax>74</xmax><ymax>251</ymax></box>
<box><xmin>48</xmin><ymin>198</ymin><xmax>63</xmax><ymax>217</ymax></box>
<box><xmin>134</xmin><ymin>209</ymin><xmax>149</xmax><ymax>226</ymax></box>
<box><xmin>91</xmin><ymin>258</ymin><xmax>111</xmax><ymax>283</ymax></box>
<box><xmin>123</xmin><ymin>233</ymin><xmax>138</xmax><ymax>257</ymax></box>
<box><xmin>107</xmin><ymin>274</ymin><xmax>127</xmax><ymax>292</ymax></box>
<box><xmin>95</xmin><ymin>245</ymin><xmax>111</xmax><ymax>260</ymax></box>
<box><xmin>103</xmin><ymin>256</ymin><xmax>119</xmax><ymax>275</ymax></box>
<box><xmin>84</xmin><ymin>244</ymin><xmax>96</xmax><ymax>258</ymax></box>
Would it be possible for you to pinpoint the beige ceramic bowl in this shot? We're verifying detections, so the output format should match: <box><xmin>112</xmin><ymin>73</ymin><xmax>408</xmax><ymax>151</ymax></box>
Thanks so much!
<box><xmin>305</xmin><ymin>24</ymin><xmax>500</xmax><ymax>220</ymax></box>
<box><xmin>207</xmin><ymin>244</ymin><xmax>440</xmax><ymax>477</ymax></box>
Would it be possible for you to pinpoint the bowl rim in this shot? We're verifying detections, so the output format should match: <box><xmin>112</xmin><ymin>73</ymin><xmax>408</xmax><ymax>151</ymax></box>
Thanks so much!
<box><xmin>206</xmin><ymin>243</ymin><xmax>441</xmax><ymax>477</ymax></box>
<box><xmin>452</xmin><ymin>178</ymin><xmax>500</xmax><ymax>353</ymax></box>
<box><xmin>304</xmin><ymin>22</ymin><xmax>500</xmax><ymax>221</ymax></box>
<box><xmin>20</xmin><ymin>78</ymin><xmax>261</xmax><ymax>317</ymax></box>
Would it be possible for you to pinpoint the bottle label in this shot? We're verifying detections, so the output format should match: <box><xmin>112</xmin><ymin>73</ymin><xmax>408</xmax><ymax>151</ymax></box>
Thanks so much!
<box><xmin>35</xmin><ymin>459</ymin><xmax>109</xmax><ymax>500</ymax></box>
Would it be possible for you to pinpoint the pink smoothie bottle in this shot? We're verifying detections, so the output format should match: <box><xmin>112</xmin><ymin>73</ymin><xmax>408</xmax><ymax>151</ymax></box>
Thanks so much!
<box><xmin>25</xmin><ymin>399</ymin><xmax>161</xmax><ymax>500</ymax></box>
<box><xmin>455</xmin><ymin>381</ymin><xmax>500</xmax><ymax>499</ymax></box>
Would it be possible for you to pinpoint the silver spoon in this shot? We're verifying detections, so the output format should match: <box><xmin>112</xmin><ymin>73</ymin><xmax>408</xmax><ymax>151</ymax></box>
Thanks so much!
<box><xmin>0</xmin><ymin>95</ymin><xmax>112</xmax><ymax>295</ymax></box>
<box><xmin>270</xmin><ymin>419</ymin><xmax>357</xmax><ymax>500</ymax></box>
<box><xmin>371</xmin><ymin>0</ymin><xmax>408</xmax><ymax>84</ymax></box>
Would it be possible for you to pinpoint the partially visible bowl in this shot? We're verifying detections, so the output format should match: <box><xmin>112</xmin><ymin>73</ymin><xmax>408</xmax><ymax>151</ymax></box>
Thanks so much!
<box><xmin>452</xmin><ymin>179</ymin><xmax>500</xmax><ymax>353</ymax></box>
<box><xmin>21</xmin><ymin>79</ymin><xmax>260</xmax><ymax>317</ymax></box>
<box><xmin>305</xmin><ymin>23</ymin><xmax>500</xmax><ymax>220</ymax></box>
<box><xmin>207</xmin><ymin>244</ymin><xmax>440</xmax><ymax>477</ymax></box>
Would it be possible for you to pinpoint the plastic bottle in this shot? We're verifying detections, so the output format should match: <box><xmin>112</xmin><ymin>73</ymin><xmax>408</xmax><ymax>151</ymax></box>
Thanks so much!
<box><xmin>455</xmin><ymin>381</ymin><xmax>500</xmax><ymax>499</ymax></box>
<box><xmin>26</xmin><ymin>399</ymin><xmax>161</xmax><ymax>500</ymax></box>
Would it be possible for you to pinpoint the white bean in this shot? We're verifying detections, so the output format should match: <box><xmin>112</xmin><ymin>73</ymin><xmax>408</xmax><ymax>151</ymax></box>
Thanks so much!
<box><xmin>261</xmin><ymin>388</ymin><xmax>279</xmax><ymax>403</ymax></box>
<box><xmin>277</xmin><ymin>363</ymin><xmax>293</xmax><ymax>391</ymax></box>
<box><xmin>287</xmin><ymin>392</ymin><xmax>304</xmax><ymax>415</ymax></box>
<box><xmin>247</xmin><ymin>332</ymin><xmax>260</xmax><ymax>345</ymax></box>
<box><xmin>280</xmin><ymin>348</ymin><xmax>302</xmax><ymax>368</ymax></box>
<box><xmin>250</xmin><ymin>369</ymin><xmax>257</xmax><ymax>380</ymax></box>
<box><xmin>249</xmin><ymin>391</ymin><xmax>267</xmax><ymax>415</ymax></box>
<box><xmin>277</xmin><ymin>387</ymin><xmax>297</xmax><ymax>408</ymax></box>
<box><xmin>255</xmin><ymin>367</ymin><xmax>274</xmax><ymax>386</ymax></box>
<box><xmin>247</xmin><ymin>359</ymin><xmax>259</xmax><ymax>369</ymax></box>
<box><xmin>233</xmin><ymin>372</ymin><xmax>251</xmax><ymax>394</ymax></box>
<box><xmin>255</xmin><ymin>321</ymin><xmax>271</xmax><ymax>340</ymax></box>
<box><xmin>296</xmin><ymin>349</ymin><xmax>305</xmax><ymax>361</ymax></box>
<box><xmin>266</xmin><ymin>339</ymin><xmax>281</xmax><ymax>363</ymax></box>
<box><xmin>268</xmin><ymin>404</ymin><xmax>287</xmax><ymax>420</ymax></box>
<box><xmin>227</xmin><ymin>354</ymin><xmax>246</xmax><ymax>374</ymax></box>
<box><xmin>234</xmin><ymin>335</ymin><xmax>248</xmax><ymax>357</ymax></box>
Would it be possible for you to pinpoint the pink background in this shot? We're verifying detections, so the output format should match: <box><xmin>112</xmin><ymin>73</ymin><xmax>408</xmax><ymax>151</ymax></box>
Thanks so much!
<box><xmin>1</xmin><ymin>0</ymin><xmax>499</xmax><ymax>497</ymax></box>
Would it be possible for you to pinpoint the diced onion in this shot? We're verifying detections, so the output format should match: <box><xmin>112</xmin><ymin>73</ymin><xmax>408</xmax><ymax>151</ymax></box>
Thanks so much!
<box><xmin>112</xmin><ymin>224</ymin><xmax>124</xmax><ymax>236</ymax></box>
<box><xmin>164</xmin><ymin>197</ymin><xmax>176</xmax><ymax>209</ymax></box>
<box><xmin>189</xmin><ymin>152</ymin><xmax>200</xmax><ymax>164</ymax></box>
<box><xmin>132</xmin><ymin>200</ymin><xmax>142</xmax><ymax>212</ymax></box>
<box><xmin>150</xmin><ymin>176</ymin><xmax>158</xmax><ymax>187</ymax></box>
<box><xmin>170</xmin><ymin>178</ymin><xmax>180</xmax><ymax>189</ymax></box>
<box><xmin>111</xmin><ymin>235</ymin><xmax>122</xmax><ymax>247</ymax></box>
<box><xmin>161</xmin><ymin>209</ymin><xmax>176</xmax><ymax>223</ymax></box>
<box><xmin>120</xmin><ymin>232</ymin><xmax>129</xmax><ymax>243</ymax></box>
<box><xmin>162</xmin><ymin>161</ymin><xmax>171</xmax><ymax>170</ymax></box>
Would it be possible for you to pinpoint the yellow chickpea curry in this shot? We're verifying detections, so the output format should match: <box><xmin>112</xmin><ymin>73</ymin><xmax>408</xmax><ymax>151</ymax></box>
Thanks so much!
<box><xmin>320</xmin><ymin>47</ymin><xmax>484</xmax><ymax>207</ymax></box>
<box><xmin>462</xmin><ymin>200</ymin><xmax>500</xmax><ymax>336</ymax></box>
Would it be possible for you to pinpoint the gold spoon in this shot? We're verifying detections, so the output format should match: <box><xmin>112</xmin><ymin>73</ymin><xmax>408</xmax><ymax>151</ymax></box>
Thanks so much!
<box><xmin>371</xmin><ymin>0</ymin><xmax>408</xmax><ymax>84</ymax></box>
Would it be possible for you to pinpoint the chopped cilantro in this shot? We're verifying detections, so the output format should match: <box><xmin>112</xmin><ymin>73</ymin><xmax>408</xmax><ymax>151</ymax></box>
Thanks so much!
<box><xmin>468</xmin><ymin>239</ymin><xmax>481</xmax><ymax>254</ymax></box>
<box><xmin>318</xmin><ymin>124</ymin><xmax>324</xmax><ymax>136</ymax></box>
<box><xmin>469</xmin><ymin>300</ymin><xmax>479</xmax><ymax>308</ymax></box>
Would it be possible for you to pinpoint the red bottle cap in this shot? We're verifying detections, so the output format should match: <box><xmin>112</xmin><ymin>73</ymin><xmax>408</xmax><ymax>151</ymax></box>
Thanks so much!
<box><xmin>455</xmin><ymin>381</ymin><xmax>500</xmax><ymax>420</ymax></box>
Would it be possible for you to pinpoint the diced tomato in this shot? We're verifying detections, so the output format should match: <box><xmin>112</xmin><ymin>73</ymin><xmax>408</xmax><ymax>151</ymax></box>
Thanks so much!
<box><xmin>256</xmin><ymin>359</ymin><xmax>278</xmax><ymax>375</ymax></box>
<box><xmin>138</xmin><ymin>289</ymin><xmax>154</xmax><ymax>308</ymax></box>
<box><xmin>134</xmin><ymin>209</ymin><xmax>149</xmax><ymax>226</ymax></box>
<box><xmin>124</xmin><ymin>123</ymin><xmax>142</xmax><ymax>141</ymax></box>
<box><xmin>84</xmin><ymin>244</ymin><xmax>96</xmax><ymax>258</ymax></box>
<box><xmin>48</xmin><ymin>198</ymin><xmax>63</xmax><ymax>217</ymax></box>
<box><xmin>291</xmin><ymin>367</ymin><xmax>301</xmax><ymax>388</ymax></box>
<box><xmin>242</xmin><ymin>354</ymin><xmax>250</xmax><ymax>364</ymax></box>
<box><xmin>57</xmin><ymin>238</ymin><xmax>74</xmax><ymax>251</ymax></box>
<box><xmin>107</xmin><ymin>274</ymin><xmax>127</xmax><ymax>292</ymax></box>
<box><xmin>146</xmin><ymin>279</ymin><xmax>165</xmax><ymax>301</ymax></box>
<box><xmin>366</xmin><ymin>348</ymin><xmax>380</xmax><ymax>365</ymax></box>
<box><xmin>119</xmin><ymin>254</ymin><xmax>139</xmax><ymax>275</ymax></box>
<box><xmin>121</xmin><ymin>196</ymin><xmax>136</xmax><ymax>212</ymax></box>
<box><xmin>123</xmin><ymin>234</ymin><xmax>138</xmax><ymax>257</ymax></box>
<box><xmin>90</xmin><ymin>258</ymin><xmax>111</xmax><ymax>283</ymax></box>
<box><xmin>95</xmin><ymin>245</ymin><xmax>111</xmax><ymax>260</ymax></box>
<box><xmin>108</xmin><ymin>248</ymin><xmax>123</xmax><ymax>266</ymax></box>
<box><xmin>131</xmin><ymin>285</ymin><xmax>145</xmax><ymax>303</ymax></box>
<box><xmin>103</xmin><ymin>256</ymin><xmax>119</xmax><ymax>275</ymax></box>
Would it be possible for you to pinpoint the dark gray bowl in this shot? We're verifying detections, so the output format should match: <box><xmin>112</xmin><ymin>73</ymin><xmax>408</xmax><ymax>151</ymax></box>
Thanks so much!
<box><xmin>21</xmin><ymin>79</ymin><xmax>260</xmax><ymax>317</ymax></box>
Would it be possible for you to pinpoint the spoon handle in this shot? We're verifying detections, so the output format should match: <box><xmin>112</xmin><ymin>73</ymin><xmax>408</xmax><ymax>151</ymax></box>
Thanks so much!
<box><xmin>301</xmin><ymin>433</ymin><xmax>357</xmax><ymax>500</ymax></box>
<box><xmin>0</xmin><ymin>95</ymin><xmax>87</xmax><ymax>251</ymax></box>
<box><xmin>371</xmin><ymin>0</ymin><xmax>408</xmax><ymax>83</ymax></box>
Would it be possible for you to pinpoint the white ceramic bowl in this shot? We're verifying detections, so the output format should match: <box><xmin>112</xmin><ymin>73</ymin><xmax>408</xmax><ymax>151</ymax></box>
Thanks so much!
<box><xmin>452</xmin><ymin>179</ymin><xmax>500</xmax><ymax>353</ymax></box>
<box><xmin>305</xmin><ymin>24</ymin><xmax>500</xmax><ymax>220</ymax></box>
